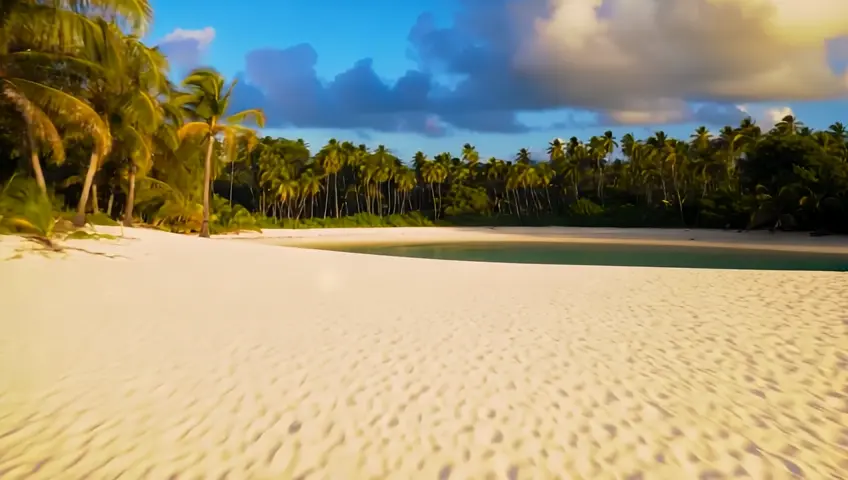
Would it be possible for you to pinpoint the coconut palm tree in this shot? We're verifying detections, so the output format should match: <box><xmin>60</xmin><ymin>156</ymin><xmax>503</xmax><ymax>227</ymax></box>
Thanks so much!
<box><xmin>774</xmin><ymin>115</ymin><xmax>802</xmax><ymax>136</ymax></box>
<box><xmin>317</xmin><ymin>138</ymin><xmax>343</xmax><ymax>218</ymax></box>
<box><xmin>2</xmin><ymin>42</ymin><xmax>109</xmax><ymax>202</ymax></box>
<box><xmin>2</xmin><ymin>0</ymin><xmax>153</xmax><ymax>200</ymax></box>
<box><xmin>176</xmin><ymin>67</ymin><xmax>265</xmax><ymax>237</ymax></box>
<box><xmin>690</xmin><ymin>126</ymin><xmax>711</xmax><ymax>152</ymax></box>
<box><xmin>461</xmin><ymin>143</ymin><xmax>479</xmax><ymax>179</ymax></box>
<box><xmin>515</xmin><ymin>148</ymin><xmax>532</xmax><ymax>165</ymax></box>
<box><xmin>596</xmin><ymin>130</ymin><xmax>617</xmax><ymax>204</ymax></box>
<box><xmin>77</xmin><ymin>27</ymin><xmax>176</xmax><ymax>226</ymax></box>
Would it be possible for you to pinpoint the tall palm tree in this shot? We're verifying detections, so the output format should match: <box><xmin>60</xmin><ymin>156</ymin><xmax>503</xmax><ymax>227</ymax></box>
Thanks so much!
<box><xmin>597</xmin><ymin>130</ymin><xmax>617</xmax><ymax>204</ymax></box>
<box><xmin>461</xmin><ymin>143</ymin><xmax>479</xmax><ymax>179</ymax></box>
<box><xmin>395</xmin><ymin>169</ymin><xmax>416</xmax><ymax>214</ymax></box>
<box><xmin>547</xmin><ymin>138</ymin><xmax>564</xmax><ymax>163</ymax></box>
<box><xmin>690</xmin><ymin>126</ymin><xmax>711</xmax><ymax>152</ymax></box>
<box><xmin>2</xmin><ymin>35</ymin><xmax>110</xmax><ymax>201</ymax></box>
<box><xmin>298</xmin><ymin>170</ymin><xmax>322</xmax><ymax>218</ymax></box>
<box><xmin>79</xmin><ymin>27</ymin><xmax>175</xmax><ymax>226</ymax></box>
<box><xmin>515</xmin><ymin>148</ymin><xmax>532</xmax><ymax>165</ymax></box>
<box><xmin>176</xmin><ymin>67</ymin><xmax>265</xmax><ymax>237</ymax></box>
<box><xmin>317</xmin><ymin>138</ymin><xmax>342</xmax><ymax>218</ymax></box>
<box><xmin>774</xmin><ymin>115</ymin><xmax>802</xmax><ymax>136</ymax></box>
<box><xmin>2</xmin><ymin>0</ymin><xmax>153</xmax><ymax>200</ymax></box>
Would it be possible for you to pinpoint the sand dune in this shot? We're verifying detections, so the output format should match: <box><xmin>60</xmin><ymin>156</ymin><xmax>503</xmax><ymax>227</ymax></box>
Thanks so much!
<box><xmin>1</xmin><ymin>227</ymin><xmax>846</xmax><ymax>479</ymax></box>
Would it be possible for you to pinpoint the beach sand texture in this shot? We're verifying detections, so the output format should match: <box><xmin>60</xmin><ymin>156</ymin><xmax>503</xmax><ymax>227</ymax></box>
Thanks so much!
<box><xmin>1</xmin><ymin>227</ymin><xmax>847</xmax><ymax>479</ymax></box>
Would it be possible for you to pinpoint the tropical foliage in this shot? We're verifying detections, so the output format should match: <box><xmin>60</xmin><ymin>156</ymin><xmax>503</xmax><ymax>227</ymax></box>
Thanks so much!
<box><xmin>1</xmin><ymin>1</ymin><xmax>847</xmax><ymax>236</ymax></box>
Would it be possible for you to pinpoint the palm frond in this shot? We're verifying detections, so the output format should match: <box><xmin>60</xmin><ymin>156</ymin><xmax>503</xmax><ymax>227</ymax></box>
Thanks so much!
<box><xmin>7</xmin><ymin>77</ymin><xmax>111</xmax><ymax>155</ymax></box>
<box><xmin>177</xmin><ymin>121</ymin><xmax>210</xmax><ymax>140</ymax></box>
<box><xmin>227</xmin><ymin>108</ymin><xmax>266</xmax><ymax>128</ymax></box>
<box><xmin>1</xmin><ymin>81</ymin><xmax>66</xmax><ymax>164</ymax></box>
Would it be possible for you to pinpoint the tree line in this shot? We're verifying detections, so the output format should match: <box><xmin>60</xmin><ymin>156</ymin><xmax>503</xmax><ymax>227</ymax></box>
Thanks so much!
<box><xmin>2</xmin><ymin>1</ymin><xmax>847</xmax><ymax>237</ymax></box>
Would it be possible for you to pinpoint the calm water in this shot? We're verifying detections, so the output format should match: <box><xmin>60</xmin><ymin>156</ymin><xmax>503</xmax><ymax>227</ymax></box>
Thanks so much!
<box><xmin>314</xmin><ymin>242</ymin><xmax>848</xmax><ymax>271</ymax></box>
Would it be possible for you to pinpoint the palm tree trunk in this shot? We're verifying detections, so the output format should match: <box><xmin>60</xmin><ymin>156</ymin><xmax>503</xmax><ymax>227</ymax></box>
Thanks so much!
<box><xmin>106</xmin><ymin>192</ymin><xmax>114</xmax><ymax>217</ymax></box>
<box><xmin>437</xmin><ymin>183</ymin><xmax>442</xmax><ymax>219</ymax></box>
<box><xmin>333</xmin><ymin>172</ymin><xmax>339</xmax><ymax>218</ymax></box>
<box><xmin>296</xmin><ymin>195</ymin><xmax>306</xmax><ymax>219</ymax></box>
<box><xmin>672</xmin><ymin>164</ymin><xmax>684</xmax><ymax>222</ymax></box>
<box><xmin>27</xmin><ymin>128</ymin><xmax>47</xmax><ymax>196</ymax></box>
<box><xmin>73</xmin><ymin>152</ymin><xmax>101</xmax><ymax>227</ymax></box>
<box><xmin>429</xmin><ymin>183</ymin><xmax>437</xmax><ymax>219</ymax></box>
<box><xmin>340</xmin><ymin>175</ymin><xmax>349</xmax><ymax>216</ymax></box>
<box><xmin>229</xmin><ymin>160</ymin><xmax>235</xmax><ymax>206</ymax></box>
<box><xmin>199</xmin><ymin>136</ymin><xmax>215</xmax><ymax>238</ymax></box>
<box><xmin>123</xmin><ymin>164</ymin><xmax>136</xmax><ymax>226</ymax></box>
<box><xmin>90</xmin><ymin>184</ymin><xmax>100</xmax><ymax>213</ymax></box>
<box><xmin>512</xmin><ymin>190</ymin><xmax>522</xmax><ymax>219</ymax></box>
<box><xmin>323</xmin><ymin>177</ymin><xmax>330</xmax><ymax>218</ymax></box>
<box><xmin>354</xmin><ymin>185</ymin><xmax>361</xmax><ymax>213</ymax></box>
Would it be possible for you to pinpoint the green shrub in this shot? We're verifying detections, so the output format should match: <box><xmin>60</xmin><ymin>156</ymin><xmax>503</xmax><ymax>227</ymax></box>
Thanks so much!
<box><xmin>278</xmin><ymin>212</ymin><xmax>433</xmax><ymax>229</ymax></box>
<box><xmin>0</xmin><ymin>175</ymin><xmax>55</xmax><ymax>237</ymax></box>
<box><xmin>569</xmin><ymin>199</ymin><xmax>604</xmax><ymax>216</ymax></box>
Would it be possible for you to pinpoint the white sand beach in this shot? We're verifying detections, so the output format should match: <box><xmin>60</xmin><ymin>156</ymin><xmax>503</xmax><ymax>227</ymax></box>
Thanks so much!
<box><xmin>1</xmin><ymin>227</ymin><xmax>847</xmax><ymax>479</ymax></box>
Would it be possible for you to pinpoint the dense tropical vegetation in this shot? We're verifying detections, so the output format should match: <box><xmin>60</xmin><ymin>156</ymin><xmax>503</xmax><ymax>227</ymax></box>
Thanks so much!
<box><xmin>2</xmin><ymin>1</ymin><xmax>847</xmax><ymax>239</ymax></box>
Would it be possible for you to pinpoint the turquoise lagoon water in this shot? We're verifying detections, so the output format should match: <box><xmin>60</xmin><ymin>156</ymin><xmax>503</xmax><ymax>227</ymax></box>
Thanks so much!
<box><xmin>306</xmin><ymin>241</ymin><xmax>848</xmax><ymax>272</ymax></box>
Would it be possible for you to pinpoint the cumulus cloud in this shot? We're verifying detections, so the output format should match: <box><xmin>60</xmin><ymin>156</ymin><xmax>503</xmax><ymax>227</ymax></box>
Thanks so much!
<box><xmin>227</xmin><ymin>0</ymin><xmax>848</xmax><ymax>134</ymax></box>
<box><xmin>518</xmin><ymin>0</ymin><xmax>848</xmax><ymax>117</ymax></box>
<box><xmin>159</xmin><ymin>27</ymin><xmax>215</xmax><ymax>70</ymax></box>
<box><xmin>737</xmin><ymin>104</ymin><xmax>794</xmax><ymax>129</ymax></box>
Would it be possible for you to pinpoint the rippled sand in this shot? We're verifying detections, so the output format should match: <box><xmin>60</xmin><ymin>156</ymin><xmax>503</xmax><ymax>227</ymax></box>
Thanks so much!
<box><xmin>1</xmin><ymin>227</ymin><xmax>846</xmax><ymax>479</ymax></box>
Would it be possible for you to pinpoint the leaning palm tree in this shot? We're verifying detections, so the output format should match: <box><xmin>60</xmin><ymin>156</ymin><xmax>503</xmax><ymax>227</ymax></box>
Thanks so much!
<box><xmin>1</xmin><ymin>13</ymin><xmax>114</xmax><ymax>200</ymax></box>
<box><xmin>76</xmin><ymin>25</ymin><xmax>175</xmax><ymax>227</ymax></box>
<box><xmin>175</xmin><ymin>67</ymin><xmax>265</xmax><ymax>237</ymax></box>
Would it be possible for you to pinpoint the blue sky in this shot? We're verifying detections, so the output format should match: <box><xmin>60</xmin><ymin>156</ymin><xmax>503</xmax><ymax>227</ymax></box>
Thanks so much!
<box><xmin>148</xmin><ymin>0</ymin><xmax>848</xmax><ymax>161</ymax></box>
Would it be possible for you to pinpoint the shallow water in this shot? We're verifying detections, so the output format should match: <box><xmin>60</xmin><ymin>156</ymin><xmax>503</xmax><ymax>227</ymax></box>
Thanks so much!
<box><xmin>309</xmin><ymin>241</ymin><xmax>848</xmax><ymax>271</ymax></box>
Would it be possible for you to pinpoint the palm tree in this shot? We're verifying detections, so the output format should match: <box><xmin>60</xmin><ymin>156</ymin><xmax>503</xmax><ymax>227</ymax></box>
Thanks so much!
<box><xmin>2</xmin><ymin>44</ymin><xmax>110</xmax><ymax>203</ymax></box>
<box><xmin>461</xmin><ymin>143</ymin><xmax>479</xmax><ymax>179</ymax></box>
<box><xmin>515</xmin><ymin>148</ymin><xmax>532</xmax><ymax>165</ymax></box>
<box><xmin>2</xmin><ymin>0</ymin><xmax>153</xmax><ymax>204</ymax></box>
<box><xmin>79</xmin><ymin>28</ymin><xmax>176</xmax><ymax>226</ymax></box>
<box><xmin>421</xmin><ymin>159</ymin><xmax>447</xmax><ymax>219</ymax></box>
<box><xmin>547</xmin><ymin>138</ymin><xmax>564</xmax><ymax>162</ymax></box>
<box><xmin>690</xmin><ymin>126</ymin><xmax>711</xmax><ymax>152</ymax></box>
<box><xmin>370</xmin><ymin>144</ymin><xmax>395</xmax><ymax>216</ymax></box>
<box><xmin>298</xmin><ymin>170</ymin><xmax>322</xmax><ymax>218</ymax></box>
<box><xmin>596</xmin><ymin>130</ymin><xmax>617</xmax><ymax>204</ymax></box>
<box><xmin>176</xmin><ymin>67</ymin><xmax>265</xmax><ymax>237</ymax></box>
<box><xmin>535</xmin><ymin>162</ymin><xmax>554</xmax><ymax>212</ymax></box>
<box><xmin>395</xmin><ymin>169</ymin><xmax>416</xmax><ymax>214</ymax></box>
<box><xmin>774</xmin><ymin>115</ymin><xmax>802</xmax><ymax>136</ymax></box>
<box><xmin>827</xmin><ymin>122</ymin><xmax>847</xmax><ymax>159</ymax></box>
<box><xmin>317</xmin><ymin>138</ymin><xmax>343</xmax><ymax>218</ymax></box>
<box><xmin>827</xmin><ymin>122</ymin><xmax>847</xmax><ymax>140</ymax></box>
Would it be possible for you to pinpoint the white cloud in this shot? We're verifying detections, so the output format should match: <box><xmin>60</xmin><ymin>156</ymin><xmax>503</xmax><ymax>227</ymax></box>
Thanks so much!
<box><xmin>159</xmin><ymin>27</ymin><xmax>216</xmax><ymax>69</ymax></box>
<box><xmin>513</xmin><ymin>0</ymin><xmax>848</xmax><ymax>123</ymax></box>
<box><xmin>737</xmin><ymin>104</ymin><xmax>794</xmax><ymax>129</ymax></box>
<box><xmin>161</xmin><ymin>27</ymin><xmax>216</xmax><ymax>49</ymax></box>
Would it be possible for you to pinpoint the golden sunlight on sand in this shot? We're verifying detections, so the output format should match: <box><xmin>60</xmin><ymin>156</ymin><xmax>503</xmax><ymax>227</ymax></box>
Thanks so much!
<box><xmin>1</xmin><ymin>227</ymin><xmax>846</xmax><ymax>479</ymax></box>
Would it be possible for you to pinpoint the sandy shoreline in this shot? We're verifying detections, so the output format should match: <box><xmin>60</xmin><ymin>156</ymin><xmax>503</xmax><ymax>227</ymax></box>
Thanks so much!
<box><xmin>1</xmin><ymin>227</ymin><xmax>847</xmax><ymax>478</ymax></box>
<box><xmin>235</xmin><ymin>226</ymin><xmax>848</xmax><ymax>254</ymax></box>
